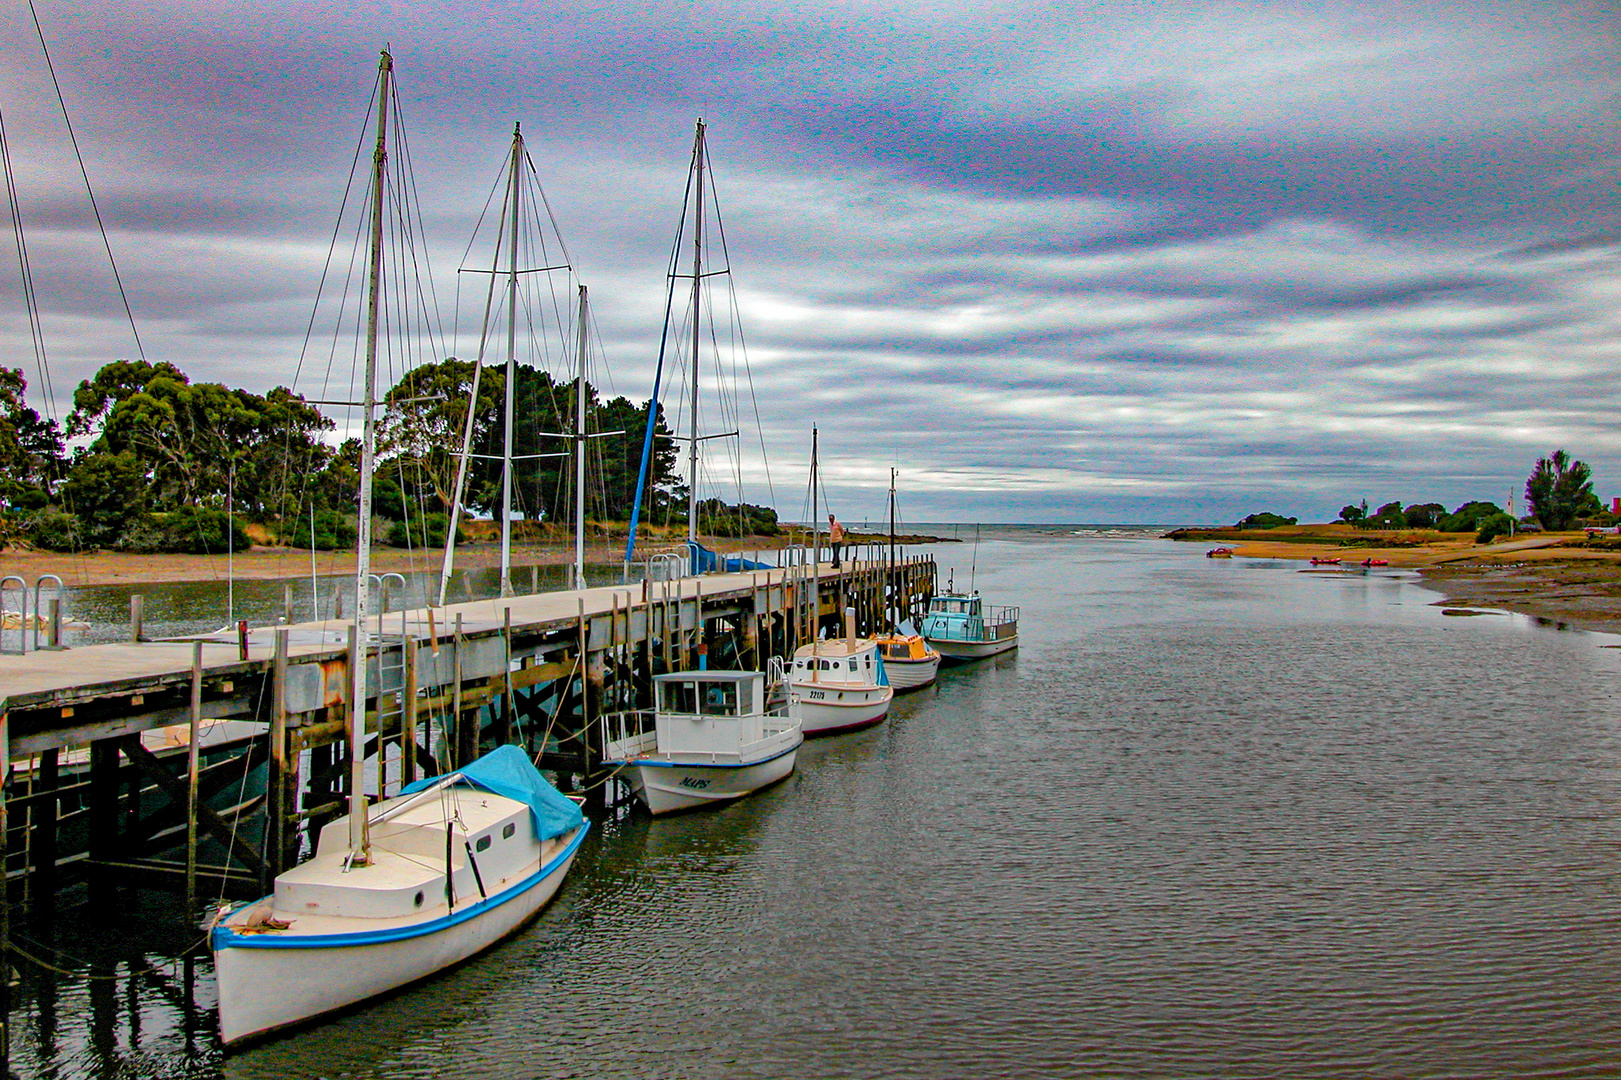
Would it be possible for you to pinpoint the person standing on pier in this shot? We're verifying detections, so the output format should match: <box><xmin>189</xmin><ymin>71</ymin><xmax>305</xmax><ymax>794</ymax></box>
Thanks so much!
<box><xmin>829</xmin><ymin>513</ymin><xmax>845</xmax><ymax>569</ymax></box>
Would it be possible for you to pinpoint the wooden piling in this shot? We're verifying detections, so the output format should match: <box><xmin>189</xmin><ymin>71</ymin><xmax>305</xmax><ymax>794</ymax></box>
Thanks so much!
<box><xmin>0</xmin><ymin>708</ymin><xmax>7</xmax><ymax>1064</ymax></box>
<box><xmin>35</xmin><ymin>747</ymin><xmax>58</xmax><ymax>898</ymax></box>
<box><xmin>184</xmin><ymin>640</ymin><xmax>203</xmax><ymax>915</ymax></box>
<box><xmin>267</xmin><ymin>628</ymin><xmax>289</xmax><ymax>885</ymax></box>
<box><xmin>403</xmin><ymin>635</ymin><xmax>418</xmax><ymax>785</ymax></box>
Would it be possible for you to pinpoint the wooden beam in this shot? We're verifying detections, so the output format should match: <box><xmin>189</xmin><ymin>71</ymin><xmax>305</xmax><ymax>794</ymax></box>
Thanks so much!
<box><xmin>116</xmin><ymin>736</ymin><xmax>267</xmax><ymax>878</ymax></box>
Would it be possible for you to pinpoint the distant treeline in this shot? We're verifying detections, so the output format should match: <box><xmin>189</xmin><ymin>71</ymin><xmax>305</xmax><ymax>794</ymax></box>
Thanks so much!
<box><xmin>0</xmin><ymin>359</ymin><xmax>778</xmax><ymax>554</ymax></box>
<box><xmin>1232</xmin><ymin>449</ymin><xmax>1605</xmax><ymax>545</ymax></box>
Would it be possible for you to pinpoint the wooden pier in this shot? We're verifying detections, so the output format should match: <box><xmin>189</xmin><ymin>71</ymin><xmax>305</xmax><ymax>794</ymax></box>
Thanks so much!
<box><xmin>0</xmin><ymin>548</ymin><xmax>936</xmax><ymax>909</ymax></box>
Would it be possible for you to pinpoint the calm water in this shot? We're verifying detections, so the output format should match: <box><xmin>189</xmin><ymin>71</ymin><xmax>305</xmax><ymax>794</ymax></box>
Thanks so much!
<box><xmin>13</xmin><ymin>529</ymin><xmax>1621</xmax><ymax>1079</ymax></box>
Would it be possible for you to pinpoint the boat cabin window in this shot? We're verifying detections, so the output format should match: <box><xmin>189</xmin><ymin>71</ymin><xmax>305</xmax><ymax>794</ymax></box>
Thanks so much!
<box><xmin>502</xmin><ymin>823</ymin><xmax>516</xmax><ymax>840</ymax></box>
<box><xmin>700</xmin><ymin>681</ymin><xmax>738</xmax><ymax>716</ymax></box>
<box><xmin>660</xmin><ymin>681</ymin><xmax>698</xmax><ymax>714</ymax></box>
<box><xmin>475</xmin><ymin>835</ymin><xmax>492</xmax><ymax>853</ymax></box>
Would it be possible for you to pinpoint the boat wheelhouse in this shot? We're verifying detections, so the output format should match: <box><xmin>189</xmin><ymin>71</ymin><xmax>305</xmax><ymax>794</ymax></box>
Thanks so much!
<box><xmin>601</xmin><ymin>670</ymin><xmax>802</xmax><ymax>815</ymax></box>
<box><xmin>872</xmin><ymin>633</ymin><xmax>940</xmax><ymax>692</ymax></box>
<box><xmin>920</xmin><ymin>593</ymin><xmax>1019</xmax><ymax>662</ymax></box>
<box><xmin>786</xmin><ymin>638</ymin><xmax>894</xmax><ymax>735</ymax></box>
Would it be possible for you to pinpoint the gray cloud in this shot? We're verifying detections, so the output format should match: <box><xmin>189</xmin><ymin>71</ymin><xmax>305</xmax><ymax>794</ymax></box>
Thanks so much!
<box><xmin>0</xmin><ymin>0</ymin><xmax>1615</xmax><ymax>526</ymax></box>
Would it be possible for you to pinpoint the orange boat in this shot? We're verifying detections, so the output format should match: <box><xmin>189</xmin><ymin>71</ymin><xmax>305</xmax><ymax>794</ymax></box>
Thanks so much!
<box><xmin>1310</xmin><ymin>556</ymin><xmax>1341</xmax><ymax>566</ymax></box>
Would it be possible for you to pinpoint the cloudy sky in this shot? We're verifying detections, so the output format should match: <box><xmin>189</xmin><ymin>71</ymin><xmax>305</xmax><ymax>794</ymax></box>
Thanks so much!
<box><xmin>0</xmin><ymin>0</ymin><xmax>1615</xmax><ymax>525</ymax></box>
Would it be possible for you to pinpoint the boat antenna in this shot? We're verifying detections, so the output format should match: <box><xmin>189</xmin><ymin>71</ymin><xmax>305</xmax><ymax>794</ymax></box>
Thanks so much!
<box><xmin>969</xmin><ymin>523</ymin><xmax>979</xmax><ymax>595</ymax></box>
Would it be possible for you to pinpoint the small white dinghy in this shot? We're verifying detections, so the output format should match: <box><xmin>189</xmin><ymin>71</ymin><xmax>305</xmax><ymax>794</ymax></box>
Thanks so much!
<box><xmin>786</xmin><ymin>637</ymin><xmax>894</xmax><ymax>736</ymax></box>
<box><xmin>601</xmin><ymin>670</ymin><xmax>802</xmax><ymax>815</ymax></box>
<box><xmin>210</xmin><ymin>746</ymin><xmax>588</xmax><ymax>1048</ymax></box>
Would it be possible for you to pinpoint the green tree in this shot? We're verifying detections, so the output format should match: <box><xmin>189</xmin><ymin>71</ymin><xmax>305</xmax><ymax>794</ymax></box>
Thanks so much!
<box><xmin>1404</xmin><ymin>502</ymin><xmax>1446</xmax><ymax>529</ymax></box>
<box><xmin>68</xmin><ymin>360</ymin><xmax>330</xmax><ymax>520</ymax></box>
<box><xmin>1338</xmin><ymin>503</ymin><xmax>1367</xmax><ymax>523</ymax></box>
<box><xmin>60</xmin><ymin>449</ymin><xmax>148</xmax><ymax>547</ymax></box>
<box><xmin>1437</xmin><ymin>501</ymin><xmax>1503</xmax><ymax>532</ymax></box>
<box><xmin>377</xmin><ymin>358</ymin><xmax>504</xmax><ymax>513</ymax></box>
<box><xmin>0</xmin><ymin>367</ymin><xmax>65</xmax><ymax>502</ymax></box>
<box><xmin>1525</xmin><ymin>449</ymin><xmax>1595</xmax><ymax>531</ymax></box>
<box><xmin>1476</xmin><ymin>512</ymin><xmax>1515</xmax><ymax>544</ymax></box>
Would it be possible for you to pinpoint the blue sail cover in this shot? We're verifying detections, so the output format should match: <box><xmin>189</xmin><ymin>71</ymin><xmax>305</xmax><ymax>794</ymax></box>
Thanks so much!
<box><xmin>687</xmin><ymin>540</ymin><xmax>775</xmax><ymax>574</ymax></box>
<box><xmin>402</xmin><ymin>745</ymin><xmax>583</xmax><ymax>841</ymax></box>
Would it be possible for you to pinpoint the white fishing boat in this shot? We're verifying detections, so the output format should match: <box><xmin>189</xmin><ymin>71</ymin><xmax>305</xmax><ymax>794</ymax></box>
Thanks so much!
<box><xmin>872</xmin><ymin>633</ymin><xmax>940</xmax><ymax>692</ymax></box>
<box><xmin>600</xmin><ymin>670</ymin><xmax>802</xmax><ymax>815</ymax></box>
<box><xmin>786</xmin><ymin>635</ymin><xmax>893</xmax><ymax>736</ymax></box>
<box><xmin>211</xmin><ymin>746</ymin><xmax>588</xmax><ymax>1047</ymax></box>
<box><xmin>920</xmin><ymin>592</ymin><xmax>1020</xmax><ymax>662</ymax></box>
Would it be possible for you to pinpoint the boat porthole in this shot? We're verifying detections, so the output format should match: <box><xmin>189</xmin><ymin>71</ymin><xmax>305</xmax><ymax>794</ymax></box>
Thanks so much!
<box><xmin>502</xmin><ymin>822</ymin><xmax>516</xmax><ymax>840</ymax></box>
<box><xmin>476</xmin><ymin>835</ymin><xmax>492</xmax><ymax>853</ymax></box>
<box><xmin>414</xmin><ymin>891</ymin><xmax>424</xmax><ymax>908</ymax></box>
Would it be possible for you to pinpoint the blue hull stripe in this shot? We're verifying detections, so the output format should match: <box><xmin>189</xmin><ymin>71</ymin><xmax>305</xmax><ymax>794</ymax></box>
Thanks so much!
<box><xmin>607</xmin><ymin>741</ymin><xmax>799</xmax><ymax>769</ymax></box>
<box><xmin>211</xmin><ymin>820</ymin><xmax>590</xmax><ymax>952</ymax></box>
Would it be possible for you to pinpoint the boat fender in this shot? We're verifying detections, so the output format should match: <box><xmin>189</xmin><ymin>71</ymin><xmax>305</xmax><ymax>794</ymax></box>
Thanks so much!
<box><xmin>464</xmin><ymin>840</ymin><xmax>489</xmax><ymax>901</ymax></box>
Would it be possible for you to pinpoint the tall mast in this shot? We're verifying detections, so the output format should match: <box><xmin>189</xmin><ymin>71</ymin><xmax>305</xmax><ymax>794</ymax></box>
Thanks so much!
<box><xmin>810</xmin><ymin>426</ymin><xmax>819</xmax><ymax>647</ymax></box>
<box><xmin>573</xmin><ymin>284</ymin><xmax>589</xmax><ymax>590</ymax></box>
<box><xmin>350</xmin><ymin>48</ymin><xmax>391</xmax><ymax>859</ymax></box>
<box><xmin>888</xmin><ymin>467</ymin><xmax>896</xmax><ymax>630</ymax></box>
<box><xmin>686</xmin><ymin>120</ymin><xmax>705</xmax><ymax>546</ymax></box>
<box><xmin>500</xmin><ymin>124</ymin><xmax>523</xmax><ymax>597</ymax></box>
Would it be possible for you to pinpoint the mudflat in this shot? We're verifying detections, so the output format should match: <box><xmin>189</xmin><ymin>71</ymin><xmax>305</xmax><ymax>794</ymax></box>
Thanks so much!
<box><xmin>1171</xmin><ymin>524</ymin><xmax>1621</xmax><ymax>632</ymax></box>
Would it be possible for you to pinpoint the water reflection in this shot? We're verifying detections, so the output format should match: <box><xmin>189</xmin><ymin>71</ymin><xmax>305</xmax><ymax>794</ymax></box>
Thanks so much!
<box><xmin>58</xmin><ymin>561</ymin><xmax>633</xmax><ymax>645</ymax></box>
<box><xmin>14</xmin><ymin>534</ymin><xmax>1621</xmax><ymax>1078</ymax></box>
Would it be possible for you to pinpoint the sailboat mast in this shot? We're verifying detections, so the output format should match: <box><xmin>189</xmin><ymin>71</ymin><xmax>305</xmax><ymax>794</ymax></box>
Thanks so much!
<box><xmin>350</xmin><ymin>48</ymin><xmax>391</xmax><ymax>858</ymax></box>
<box><xmin>500</xmin><ymin>124</ymin><xmax>522</xmax><ymax>597</ymax></box>
<box><xmin>574</xmin><ymin>284</ymin><xmax>589</xmax><ymax>589</ymax></box>
<box><xmin>888</xmin><ymin>467</ymin><xmax>896</xmax><ymax>629</ymax></box>
<box><xmin>687</xmin><ymin>120</ymin><xmax>705</xmax><ymax>547</ymax></box>
<box><xmin>810</xmin><ymin>426</ymin><xmax>820</xmax><ymax>646</ymax></box>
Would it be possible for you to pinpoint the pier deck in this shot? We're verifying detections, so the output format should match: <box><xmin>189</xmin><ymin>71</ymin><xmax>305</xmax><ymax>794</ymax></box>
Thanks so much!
<box><xmin>0</xmin><ymin>551</ymin><xmax>936</xmax><ymax>903</ymax></box>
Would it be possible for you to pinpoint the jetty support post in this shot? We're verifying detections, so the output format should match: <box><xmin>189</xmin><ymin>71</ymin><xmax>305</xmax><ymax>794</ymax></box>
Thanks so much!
<box><xmin>451</xmin><ymin>614</ymin><xmax>465</xmax><ymax>769</ymax></box>
<box><xmin>402</xmin><ymin>636</ymin><xmax>418</xmax><ymax>785</ymax></box>
<box><xmin>34</xmin><ymin>747</ymin><xmax>58</xmax><ymax>901</ymax></box>
<box><xmin>185</xmin><ymin>640</ymin><xmax>202</xmax><ymax>916</ymax></box>
<box><xmin>129</xmin><ymin>595</ymin><xmax>143</xmax><ymax>643</ymax></box>
<box><xmin>0</xmin><ymin>708</ymin><xmax>9</xmax><ymax>1066</ymax></box>
<box><xmin>497</xmin><ymin>607</ymin><xmax>513</xmax><ymax>747</ymax></box>
<box><xmin>266</xmin><ymin>628</ymin><xmax>289</xmax><ymax>886</ymax></box>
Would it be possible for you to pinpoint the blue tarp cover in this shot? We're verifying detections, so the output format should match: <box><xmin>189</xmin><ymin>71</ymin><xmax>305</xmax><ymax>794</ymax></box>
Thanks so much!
<box><xmin>402</xmin><ymin>745</ymin><xmax>583</xmax><ymax>841</ymax></box>
<box><xmin>687</xmin><ymin>540</ymin><xmax>774</xmax><ymax>574</ymax></box>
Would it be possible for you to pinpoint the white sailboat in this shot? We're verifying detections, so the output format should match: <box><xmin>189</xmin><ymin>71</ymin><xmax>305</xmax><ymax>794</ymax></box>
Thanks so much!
<box><xmin>600</xmin><ymin>670</ymin><xmax>802</xmax><ymax>814</ymax></box>
<box><xmin>211</xmin><ymin>55</ymin><xmax>587</xmax><ymax>1048</ymax></box>
<box><xmin>784</xmin><ymin>430</ymin><xmax>893</xmax><ymax>735</ymax></box>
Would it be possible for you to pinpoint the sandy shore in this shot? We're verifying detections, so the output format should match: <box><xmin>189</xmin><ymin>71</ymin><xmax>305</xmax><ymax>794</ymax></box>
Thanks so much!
<box><xmin>0</xmin><ymin>530</ymin><xmax>941</xmax><ymax>589</ymax></box>
<box><xmin>1176</xmin><ymin>524</ymin><xmax>1621</xmax><ymax>633</ymax></box>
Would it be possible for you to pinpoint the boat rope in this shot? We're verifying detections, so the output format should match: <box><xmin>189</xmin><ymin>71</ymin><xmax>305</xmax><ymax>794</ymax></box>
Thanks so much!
<box><xmin>26</xmin><ymin>0</ymin><xmax>146</xmax><ymax>363</ymax></box>
<box><xmin>530</xmin><ymin>656</ymin><xmax>582</xmax><ymax>766</ymax></box>
<box><xmin>6</xmin><ymin>930</ymin><xmax>209</xmax><ymax>982</ymax></box>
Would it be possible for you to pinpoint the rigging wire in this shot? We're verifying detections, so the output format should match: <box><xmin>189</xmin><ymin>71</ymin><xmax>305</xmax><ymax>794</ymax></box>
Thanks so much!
<box><xmin>25</xmin><ymin>0</ymin><xmax>146</xmax><ymax>362</ymax></box>
<box><xmin>0</xmin><ymin>105</ymin><xmax>56</xmax><ymax>421</ymax></box>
